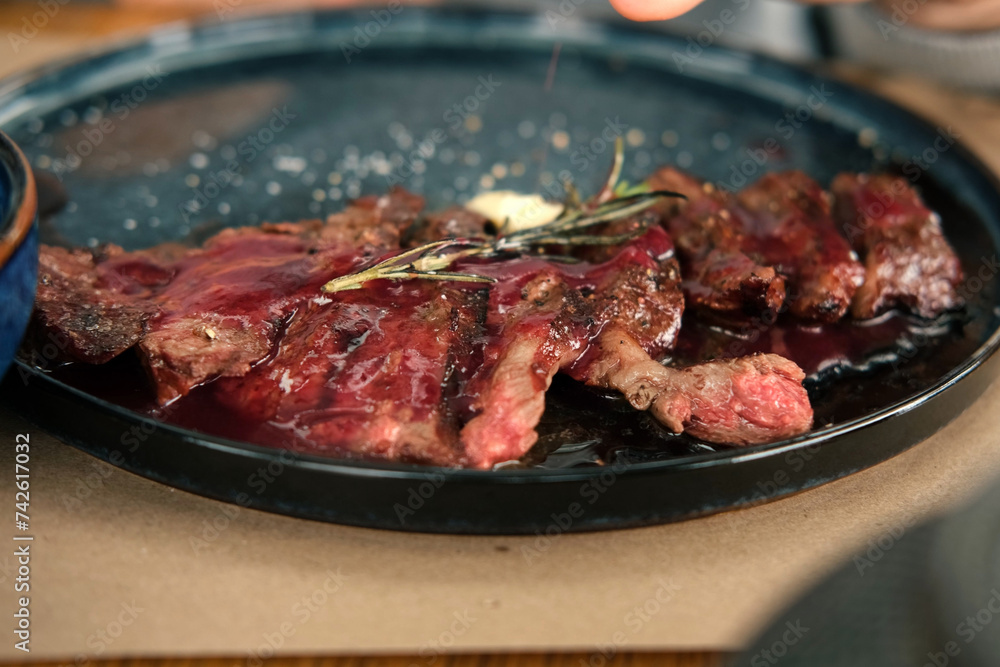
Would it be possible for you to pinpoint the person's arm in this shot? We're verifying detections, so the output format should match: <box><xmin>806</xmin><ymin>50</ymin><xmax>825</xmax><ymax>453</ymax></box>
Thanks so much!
<box><xmin>609</xmin><ymin>0</ymin><xmax>1000</xmax><ymax>30</ymax></box>
<box><xmin>610</xmin><ymin>0</ymin><xmax>1000</xmax><ymax>91</ymax></box>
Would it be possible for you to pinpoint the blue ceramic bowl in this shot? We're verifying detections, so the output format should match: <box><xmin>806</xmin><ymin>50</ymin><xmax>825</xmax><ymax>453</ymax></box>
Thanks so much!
<box><xmin>0</xmin><ymin>131</ymin><xmax>38</xmax><ymax>380</ymax></box>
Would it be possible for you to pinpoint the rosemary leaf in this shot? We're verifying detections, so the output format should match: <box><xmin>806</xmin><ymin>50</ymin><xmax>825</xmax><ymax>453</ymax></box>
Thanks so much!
<box><xmin>320</xmin><ymin>138</ymin><xmax>686</xmax><ymax>294</ymax></box>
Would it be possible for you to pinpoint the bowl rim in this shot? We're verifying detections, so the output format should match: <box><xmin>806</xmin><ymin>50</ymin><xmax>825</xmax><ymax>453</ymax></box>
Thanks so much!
<box><xmin>0</xmin><ymin>130</ymin><xmax>36</xmax><ymax>267</ymax></box>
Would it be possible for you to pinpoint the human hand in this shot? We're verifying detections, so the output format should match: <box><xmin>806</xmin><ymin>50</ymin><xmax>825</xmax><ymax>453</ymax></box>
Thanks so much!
<box><xmin>609</xmin><ymin>0</ymin><xmax>1000</xmax><ymax>31</ymax></box>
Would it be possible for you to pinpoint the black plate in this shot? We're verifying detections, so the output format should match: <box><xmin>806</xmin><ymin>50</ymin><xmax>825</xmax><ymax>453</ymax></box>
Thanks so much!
<box><xmin>3</xmin><ymin>9</ymin><xmax>1000</xmax><ymax>533</ymax></box>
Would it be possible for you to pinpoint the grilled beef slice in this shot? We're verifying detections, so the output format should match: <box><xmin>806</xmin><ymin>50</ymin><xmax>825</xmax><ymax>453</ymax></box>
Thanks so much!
<box><xmin>458</xmin><ymin>225</ymin><xmax>812</xmax><ymax>468</ymax></box>
<box><xmin>565</xmin><ymin>228</ymin><xmax>812</xmax><ymax>447</ymax></box>
<box><xmin>831</xmin><ymin>173</ymin><xmax>963</xmax><ymax>319</ymax></box>
<box><xmin>648</xmin><ymin>167</ymin><xmax>787</xmax><ymax>320</ymax></box>
<box><xmin>30</xmin><ymin>190</ymin><xmax>425</xmax><ymax>403</ymax></box>
<box><xmin>30</xmin><ymin>244</ymin><xmax>169</xmax><ymax>364</ymax></box>
<box><xmin>736</xmin><ymin>171</ymin><xmax>865</xmax><ymax>322</ymax></box>
<box><xmin>213</xmin><ymin>284</ymin><xmax>486</xmax><ymax>466</ymax></box>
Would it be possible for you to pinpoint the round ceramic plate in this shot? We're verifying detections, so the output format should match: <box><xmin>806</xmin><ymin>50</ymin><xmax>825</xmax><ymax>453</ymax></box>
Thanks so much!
<box><xmin>3</xmin><ymin>8</ymin><xmax>1000</xmax><ymax>533</ymax></box>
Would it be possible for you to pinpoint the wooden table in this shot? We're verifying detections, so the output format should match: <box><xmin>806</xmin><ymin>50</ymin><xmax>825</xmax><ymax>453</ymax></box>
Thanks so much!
<box><xmin>1</xmin><ymin>3</ymin><xmax>997</xmax><ymax>667</ymax></box>
<box><xmin>18</xmin><ymin>657</ymin><xmax>725</xmax><ymax>667</ymax></box>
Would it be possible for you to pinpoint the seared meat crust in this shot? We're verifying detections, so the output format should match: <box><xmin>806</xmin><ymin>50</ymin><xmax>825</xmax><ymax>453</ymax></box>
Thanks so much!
<box><xmin>648</xmin><ymin>167</ymin><xmax>787</xmax><ymax>320</ymax></box>
<box><xmin>736</xmin><ymin>171</ymin><xmax>864</xmax><ymax>322</ymax></box>
<box><xmin>831</xmin><ymin>173</ymin><xmax>963</xmax><ymax>319</ymax></box>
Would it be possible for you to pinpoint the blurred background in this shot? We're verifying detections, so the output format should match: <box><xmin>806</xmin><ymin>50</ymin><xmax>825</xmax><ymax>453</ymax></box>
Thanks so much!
<box><xmin>6</xmin><ymin>0</ymin><xmax>999</xmax><ymax>91</ymax></box>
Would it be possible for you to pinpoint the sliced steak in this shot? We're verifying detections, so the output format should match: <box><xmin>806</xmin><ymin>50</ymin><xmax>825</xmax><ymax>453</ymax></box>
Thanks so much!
<box><xmin>461</xmin><ymin>226</ymin><xmax>812</xmax><ymax>466</ymax></box>
<box><xmin>214</xmin><ymin>284</ymin><xmax>485</xmax><ymax>466</ymax></box>
<box><xmin>648</xmin><ymin>167</ymin><xmax>787</xmax><ymax>320</ymax></box>
<box><xmin>831</xmin><ymin>173</ymin><xmax>963</xmax><ymax>319</ymax></box>
<box><xmin>141</xmin><ymin>191</ymin><xmax>424</xmax><ymax>403</ymax></box>
<box><xmin>26</xmin><ymin>186</ymin><xmax>816</xmax><ymax>468</ymax></box>
<box><xmin>29</xmin><ymin>244</ymin><xmax>169</xmax><ymax>364</ymax></box>
<box><xmin>458</xmin><ymin>227</ymin><xmax>683</xmax><ymax>468</ymax></box>
<box><xmin>458</xmin><ymin>270</ymin><xmax>575</xmax><ymax>468</ymax></box>
<box><xmin>578</xmin><ymin>334</ymin><xmax>813</xmax><ymax>445</ymax></box>
<box><xmin>737</xmin><ymin>171</ymin><xmax>865</xmax><ymax>322</ymax></box>
<box><xmin>27</xmin><ymin>190</ymin><xmax>425</xmax><ymax>403</ymax></box>
<box><xmin>137</xmin><ymin>230</ymin><xmax>336</xmax><ymax>403</ymax></box>
<box><xmin>321</xmin><ymin>188</ymin><xmax>424</xmax><ymax>249</ymax></box>
<box><xmin>566</xmin><ymin>226</ymin><xmax>813</xmax><ymax>445</ymax></box>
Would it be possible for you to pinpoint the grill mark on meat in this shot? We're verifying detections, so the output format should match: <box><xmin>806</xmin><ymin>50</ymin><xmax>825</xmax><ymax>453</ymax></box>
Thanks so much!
<box><xmin>297</xmin><ymin>288</ymin><xmax>480</xmax><ymax>465</ymax></box>
<box><xmin>831</xmin><ymin>173</ymin><xmax>963</xmax><ymax>319</ymax></box>
<box><xmin>648</xmin><ymin>167</ymin><xmax>787</xmax><ymax>320</ymax></box>
<box><xmin>458</xmin><ymin>271</ymin><xmax>574</xmax><ymax>469</ymax></box>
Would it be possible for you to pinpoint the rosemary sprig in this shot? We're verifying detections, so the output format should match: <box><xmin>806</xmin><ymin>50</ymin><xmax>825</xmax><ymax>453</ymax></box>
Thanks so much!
<box><xmin>321</xmin><ymin>240</ymin><xmax>495</xmax><ymax>293</ymax></box>
<box><xmin>321</xmin><ymin>137</ymin><xmax>684</xmax><ymax>294</ymax></box>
